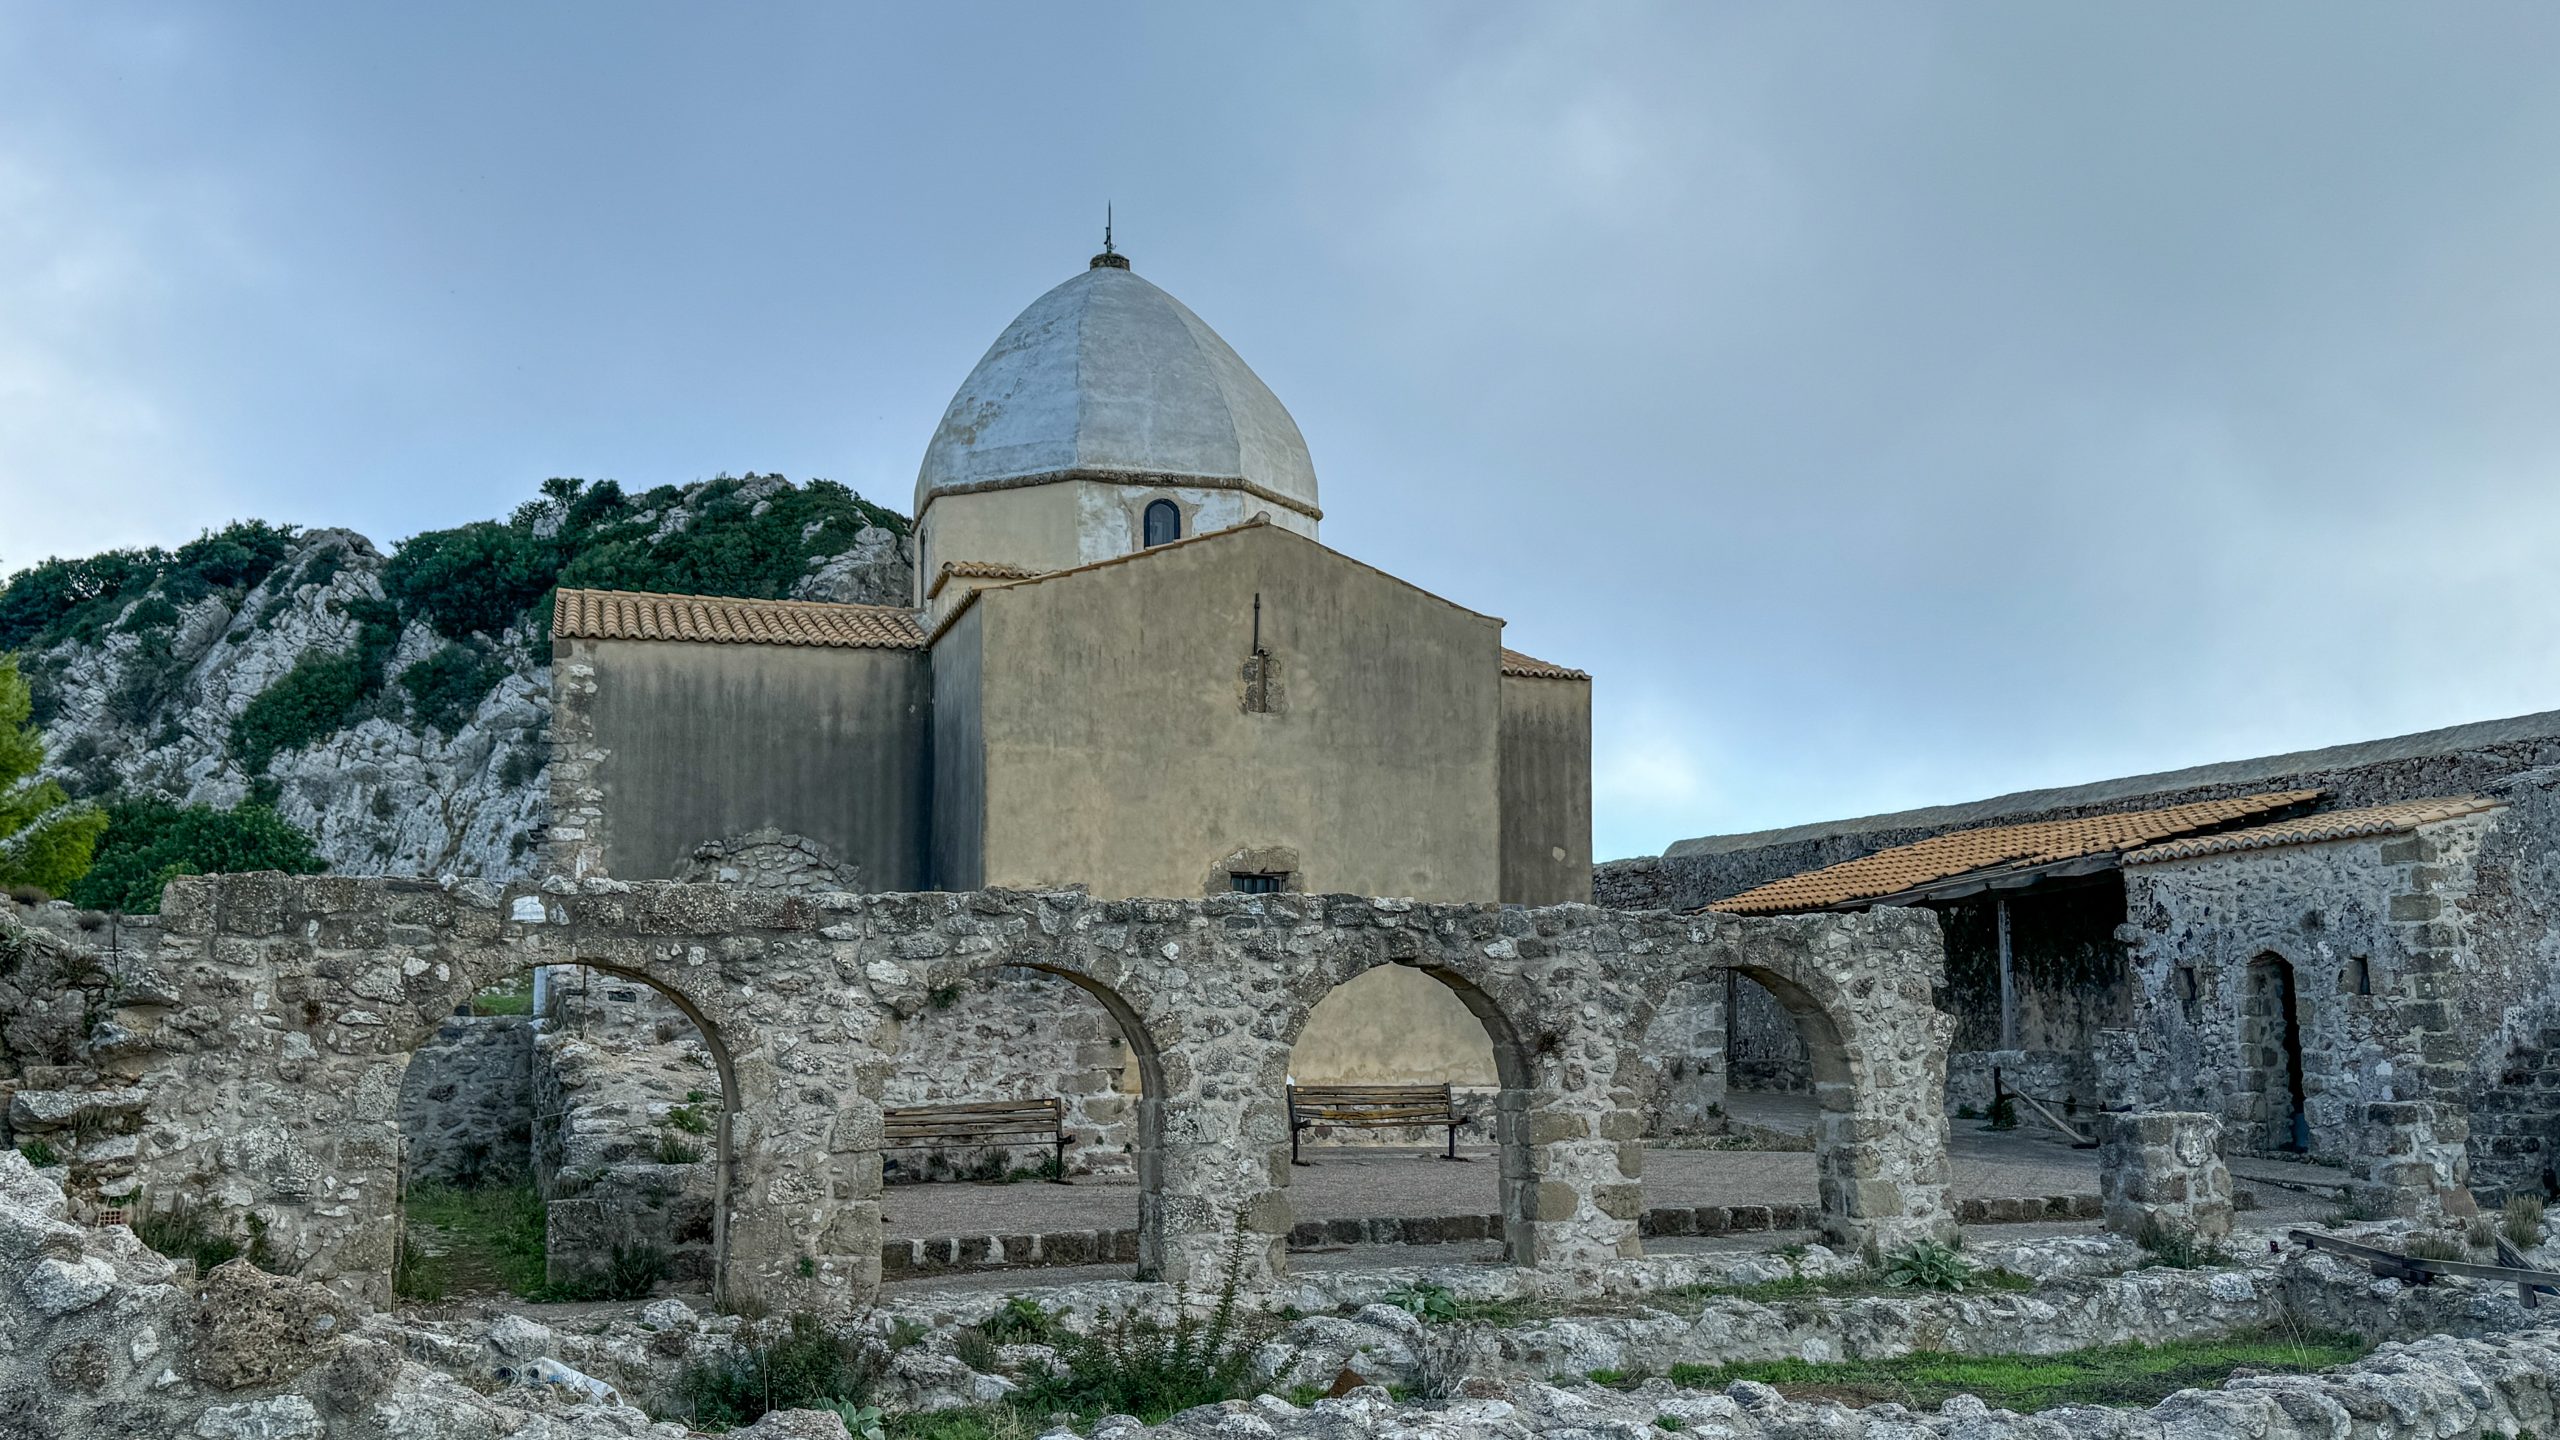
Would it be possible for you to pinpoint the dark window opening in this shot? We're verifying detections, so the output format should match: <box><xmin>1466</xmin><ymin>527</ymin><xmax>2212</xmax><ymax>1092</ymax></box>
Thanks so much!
<box><xmin>2349</xmin><ymin>955</ymin><xmax>2372</xmax><ymax>996</ymax></box>
<box><xmin>1229</xmin><ymin>871</ymin><xmax>1285</xmax><ymax>895</ymax></box>
<box><xmin>1143</xmin><ymin>499</ymin><xmax>1182</xmax><ymax>547</ymax></box>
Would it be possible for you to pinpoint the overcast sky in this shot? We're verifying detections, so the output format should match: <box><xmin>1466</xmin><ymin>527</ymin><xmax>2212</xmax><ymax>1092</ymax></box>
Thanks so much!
<box><xmin>5</xmin><ymin>4</ymin><xmax>2558</xmax><ymax>862</ymax></box>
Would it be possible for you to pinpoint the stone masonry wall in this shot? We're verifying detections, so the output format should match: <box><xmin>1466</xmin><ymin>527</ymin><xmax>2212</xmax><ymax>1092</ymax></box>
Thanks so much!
<box><xmin>394</xmin><ymin>1014</ymin><xmax>533</xmax><ymax>1187</ymax></box>
<box><xmin>10</xmin><ymin>875</ymin><xmax>1953</xmax><ymax>1316</ymax></box>
<box><xmin>2118</xmin><ymin>798</ymin><xmax>2560</xmax><ymax>1214</ymax></box>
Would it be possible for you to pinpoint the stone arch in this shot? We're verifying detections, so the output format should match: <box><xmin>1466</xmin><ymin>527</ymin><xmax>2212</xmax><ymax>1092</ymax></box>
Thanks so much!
<box><xmin>1614</xmin><ymin>909</ymin><xmax>1957</xmax><ymax>1255</ymax></box>
<box><xmin>1271</xmin><ymin>944</ymin><xmax>1578</xmax><ymax>1270</ymax></box>
<box><xmin>892</xmin><ymin>951</ymin><xmax>1173</xmax><ymax>1276</ymax></box>
<box><xmin>388</xmin><ymin>957</ymin><xmax>746</xmax><ymax>1304</ymax></box>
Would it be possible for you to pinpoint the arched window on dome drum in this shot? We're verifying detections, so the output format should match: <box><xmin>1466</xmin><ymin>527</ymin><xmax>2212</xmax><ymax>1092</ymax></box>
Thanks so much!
<box><xmin>1143</xmin><ymin>499</ymin><xmax>1182</xmax><ymax>548</ymax></box>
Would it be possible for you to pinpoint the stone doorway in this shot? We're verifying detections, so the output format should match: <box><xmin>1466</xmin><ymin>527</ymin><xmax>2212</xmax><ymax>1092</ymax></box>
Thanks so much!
<box><xmin>2242</xmin><ymin>953</ymin><xmax>2310</xmax><ymax>1153</ymax></box>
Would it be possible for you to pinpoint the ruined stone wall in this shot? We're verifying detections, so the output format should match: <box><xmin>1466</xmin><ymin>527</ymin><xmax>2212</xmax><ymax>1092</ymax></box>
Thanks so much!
<box><xmin>395</xmin><ymin>1014</ymin><xmax>533</xmax><ymax>1187</ymax></box>
<box><xmin>530</xmin><ymin>968</ymin><xmax>723</xmax><ymax>1285</ymax></box>
<box><xmin>8</xmin><ymin>875</ymin><xmax>1952</xmax><ymax>1315</ymax></box>
<box><xmin>2119</xmin><ymin>806</ymin><xmax>2527</xmax><ymax>1212</ymax></box>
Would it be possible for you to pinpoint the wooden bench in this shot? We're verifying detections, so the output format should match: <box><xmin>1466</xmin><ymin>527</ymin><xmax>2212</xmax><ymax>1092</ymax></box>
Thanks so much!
<box><xmin>881</xmin><ymin>1098</ymin><xmax>1072</xmax><ymax>1183</ymax></box>
<box><xmin>1287</xmin><ymin>1083</ymin><xmax>1471</xmax><ymax>1165</ymax></box>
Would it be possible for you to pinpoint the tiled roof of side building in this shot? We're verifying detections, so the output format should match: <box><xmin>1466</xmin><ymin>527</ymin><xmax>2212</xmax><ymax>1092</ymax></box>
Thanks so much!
<box><xmin>552</xmin><ymin>588</ymin><xmax>927</xmax><ymax>650</ymax></box>
<box><xmin>1709</xmin><ymin>789</ymin><xmax>2324</xmax><ymax>914</ymax></box>
<box><xmin>1500</xmin><ymin>649</ymin><xmax>1589</xmax><ymax>681</ymax></box>
<box><xmin>926</xmin><ymin>561</ymin><xmax>1039</xmax><ymax>598</ymax></box>
<box><xmin>2123</xmin><ymin>796</ymin><xmax>2502</xmax><ymax>865</ymax></box>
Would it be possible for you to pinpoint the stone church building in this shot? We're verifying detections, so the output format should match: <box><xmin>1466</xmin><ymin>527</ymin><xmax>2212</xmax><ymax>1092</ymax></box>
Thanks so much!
<box><xmin>543</xmin><ymin>246</ymin><xmax>1592</xmax><ymax>1105</ymax></box>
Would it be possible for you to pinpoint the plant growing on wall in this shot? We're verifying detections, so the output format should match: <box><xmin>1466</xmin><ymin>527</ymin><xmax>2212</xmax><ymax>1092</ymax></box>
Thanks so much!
<box><xmin>0</xmin><ymin>653</ymin><xmax>106</xmax><ymax>897</ymax></box>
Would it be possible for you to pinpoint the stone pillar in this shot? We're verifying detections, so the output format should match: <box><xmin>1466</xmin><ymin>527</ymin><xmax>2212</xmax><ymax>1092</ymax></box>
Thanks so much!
<box><xmin>2099</xmin><ymin>1111</ymin><xmax>2232</xmax><ymax>1240</ymax></box>
<box><xmin>1152</xmin><ymin>1043</ymin><xmax>1295</xmax><ymax>1289</ymax></box>
<box><xmin>1813</xmin><ymin>1011</ymin><xmax>1958</xmax><ymax>1255</ymax></box>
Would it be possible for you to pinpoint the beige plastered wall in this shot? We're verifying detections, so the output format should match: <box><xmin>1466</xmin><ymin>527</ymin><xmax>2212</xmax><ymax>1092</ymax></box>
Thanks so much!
<box><xmin>965</xmin><ymin>523</ymin><xmax>1504</xmax><ymax>902</ymax></box>
<box><xmin>916</xmin><ymin>482</ymin><xmax>1319</xmax><ymax>605</ymax></box>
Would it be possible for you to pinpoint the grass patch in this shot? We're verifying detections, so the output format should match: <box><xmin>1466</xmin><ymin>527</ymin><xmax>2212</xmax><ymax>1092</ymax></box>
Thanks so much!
<box><xmin>399</xmin><ymin>1181</ymin><xmax>549</xmax><ymax>1298</ymax></box>
<box><xmin>471</xmin><ymin>982</ymin><xmax>533</xmax><ymax>1016</ymax></box>
<box><xmin>1665</xmin><ymin>1264</ymin><xmax>2034</xmax><ymax>1309</ymax></box>
<box><xmin>17</xmin><ymin>1139</ymin><xmax>59</xmax><ymax>1168</ymax></box>
<box><xmin>2508</xmin><ymin>1194</ymin><xmax>2547</xmax><ymax>1251</ymax></box>
<box><xmin>1665</xmin><ymin>1327</ymin><xmax>2368</xmax><ymax>1412</ymax></box>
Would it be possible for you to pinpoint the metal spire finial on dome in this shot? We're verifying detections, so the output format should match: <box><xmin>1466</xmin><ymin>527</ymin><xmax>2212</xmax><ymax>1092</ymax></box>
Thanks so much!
<box><xmin>1090</xmin><ymin>203</ymin><xmax>1131</xmax><ymax>270</ymax></box>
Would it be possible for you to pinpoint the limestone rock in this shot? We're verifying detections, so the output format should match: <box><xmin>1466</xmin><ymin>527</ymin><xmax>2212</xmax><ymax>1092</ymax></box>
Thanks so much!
<box><xmin>22</xmin><ymin>1255</ymin><xmax>116</xmax><ymax>1316</ymax></box>
<box><xmin>733</xmin><ymin>1410</ymin><xmax>856</xmax><ymax>1440</ymax></box>
<box><xmin>192</xmin><ymin>1394</ymin><xmax>324</xmax><ymax>1440</ymax></box>
<box><xmin>20</xmin><ymin>483</ymin><xmax>911</xmax><ymax>885</ymax></box>
<box><xmin>184</xmin><ymin>1261</ymin><xmax>352</xmax><ymax>1391</ymax></box>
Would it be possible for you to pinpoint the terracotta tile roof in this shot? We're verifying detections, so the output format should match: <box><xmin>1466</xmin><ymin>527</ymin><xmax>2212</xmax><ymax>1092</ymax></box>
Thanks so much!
<box><xmin>1500</xmin><ymin>649</ymin><xmax>1589</xmax><ymax>681</ymax></box>
<box><xmin>927</xmin><ymin>561</ymin><xmax>1038</xmax><ymax>598</ymax></box>
<box><xmin>553</xmin><ymin>588</ymin><xmax>926</xmax><ymax>650</ymax></box>
<box><xmin>2123</xmin><ymin>796</ymin><xmax>2502</xmax><ymax>864</ymax></box>
<box><xmin>1709</xmin><ymin>789</ymin><xmax>2325</xmax><ymax>914</ymax></box>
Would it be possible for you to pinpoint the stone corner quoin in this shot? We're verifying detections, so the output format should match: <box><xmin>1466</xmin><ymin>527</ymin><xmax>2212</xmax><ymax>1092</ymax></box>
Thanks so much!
<box><xmin>114</xmin><ymin>871</ymin><xmax>1955</xmax><ymax>1312</ymax></box>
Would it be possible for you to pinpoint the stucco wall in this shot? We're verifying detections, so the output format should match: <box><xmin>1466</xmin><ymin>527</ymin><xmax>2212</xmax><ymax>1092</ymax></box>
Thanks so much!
<box><xmin>967</xmin><ymin>524</ymin><xmax>1506</xmax><ymax>901</ymax></box>
<box><xmin>561</xmin><ymin>636</ymin><xmax>931</xmax><ymax>887</ymax></box>
<box><xmin>917</xmin><ymin>484</ymin><xmax>1319</xmax><ymax>603</ymax></box>
<box><xmin>1289</xmin><ymin>965</ymin><xmax>1500</xmax><ymax>1087</ymax></box>
<box><xmin>1499</xmin><ymin>672</ymin><xmax>1594</xmax><ymax>905</ymax></box>
<box><xmin>928</xmin><ymin>606</ymin><xmax>987</xmax><ymax>891</ymax></box>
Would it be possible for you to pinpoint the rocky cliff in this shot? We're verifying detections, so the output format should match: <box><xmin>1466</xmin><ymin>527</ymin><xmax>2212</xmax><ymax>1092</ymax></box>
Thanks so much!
<box><xmin>7</xmin><ymin>475</ymin><xmax>910</xmax><ymax>884</ymax></box>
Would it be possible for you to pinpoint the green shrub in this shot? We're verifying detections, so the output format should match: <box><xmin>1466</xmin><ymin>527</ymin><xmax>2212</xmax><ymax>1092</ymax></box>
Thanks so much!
<box><xmin>652</xmin><ymin>1133</ymin><xmax>705</xmax><ymax>1165</ymax></box>
<box><xmin>2508</xmin><ymin>1194</ymin><xmax>2547</xmax><ymax>1250</ymax></box>
<box><xmin>229</xmin><ymin>597</ymin><xmax>402</xmax><ymax>771</ymax></box>
<box><xmin>17</xmin><ymin>1139</ymin><xmax>59</xmax><ymax>1168</ymax></box>
<box><xmin>65</xmin><ymin>794</ymin><xmax>323</xmax><ymax>914</ymax></box>
<box><xmin>2405</xmin><ymin>1232</ymin><xmax>2467</xmax><ymax>1262</ymax></box>
<box><xmin>0</xmin><ymin>521</ymin><xmax>295</xmax><ymax>651</ymax></box>
<box><xmin>1012</xmin><ymin>1225</ymin><xmax>1271</xmax><ymax>1421</ymax></box>
<box><xmin>664</xmin><ymin>1103</ymin><xmax>713</xmax><ymax>1136</ymax></box>
<box><xmin>978</xmin><ymin>1296</ymin><xmax>1060</xmax><ymax>1344</ymax></box>
<box><xmin>136</xmin><ymin>1201</ymin><xmax>244</xmax><ymax>1273</ymax></box>
<box><xmin>665</xmin><ymin>1312</ymin><xmax>880</xmax><ymax>1430</ymax></box>
<box><xmin>0</xmin><ymin>655</ymin><xmax>106</xmax><ymax>896</ymax></box>
<box><xmin>1881</xmin><ymin>1240</ymin><xmax>1976</xmax><ymax>1293</ymax></box>
<box><xmin>385</xmin><ymin>475</ymin><xmax>907</xmax><ymax>645</ymax></box>
<box><xmin>399</xmin><ymin>642</ymin><xmax>509</xmax><ymax>734</ymax></box>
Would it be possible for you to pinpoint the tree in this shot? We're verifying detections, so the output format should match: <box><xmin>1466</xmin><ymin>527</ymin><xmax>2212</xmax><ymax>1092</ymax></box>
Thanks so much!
<box><xmin>64</xmin><ymin>793</ymin><xmax>324</xmax><ymax>915</ymax></box>
<box><xmin>0</xmin><ymin>652</ymin><xmax>105</xmax><ymax>896</ymax></box>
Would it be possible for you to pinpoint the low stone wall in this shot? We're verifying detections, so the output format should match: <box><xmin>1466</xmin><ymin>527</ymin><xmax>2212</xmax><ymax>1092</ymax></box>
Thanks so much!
<box><xmin>396</xmin><ymin>1014</ymin><xmax>534</xmax><ymax>1187</ymax></box>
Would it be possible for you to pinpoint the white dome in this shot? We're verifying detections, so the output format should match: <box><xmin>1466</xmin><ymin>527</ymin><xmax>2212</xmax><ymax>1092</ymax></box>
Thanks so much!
<box><xmin>916</xmin><ymin>260</ymin><xmax>1319</xmax><ymax>519</ymax></box>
